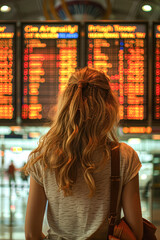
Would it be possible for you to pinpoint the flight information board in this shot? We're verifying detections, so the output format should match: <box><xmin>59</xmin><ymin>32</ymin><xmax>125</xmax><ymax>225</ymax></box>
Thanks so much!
<box><xmin>21</xmin><ymin>22</ymin><xmax>80</xmax><ymax>122</ymax></box>
<box><xmin>153</xmin><ymin>23</ymin><xmax>160</xmax><ymax>122</ymax></box>
<box><xmin>85</xmin><ymin>22</ymin><xmax>148</xmax><ymax>123</ymax></box>
<box><xmin>0</xmin><ymin>23</ymin><xmax>16</xmax><ymax>121</ymax></box>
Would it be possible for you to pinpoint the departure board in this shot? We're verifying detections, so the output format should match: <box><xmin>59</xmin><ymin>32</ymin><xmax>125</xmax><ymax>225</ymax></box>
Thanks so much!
<box><xmin>0</xmin><ymin>23</ymin><xmax>16</xmax><ymax>121</ymax></box>
<box><xmin>85</xmin><ymin>22</ymin><xmax>148</xmax><ymax>123</ymax></box>
<box><xmin>21</xmin><ymin>22</ymin><xmax>80</xmax><ymax>122</ymax></box>
<box><xmin>153</xmin><ymin>23</ymin><xmax>160</xmax><ymax>122</ymax></box>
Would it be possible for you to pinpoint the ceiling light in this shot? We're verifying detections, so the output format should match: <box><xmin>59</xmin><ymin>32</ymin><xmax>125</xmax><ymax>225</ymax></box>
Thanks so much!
<box><xmin>0</xmin><ymin>5</ymin><xmax>11</xmax><ymax>12</ymax></box>
<box><xmin>142</xmin><ymin>4</ymin><xmax>152</xmax><ymax>12</ymax></box>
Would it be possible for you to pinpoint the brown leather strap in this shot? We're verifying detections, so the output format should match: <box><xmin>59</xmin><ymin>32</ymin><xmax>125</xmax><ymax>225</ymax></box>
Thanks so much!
<box><xmin>108</xmin><ymin>142</ymin><xmax>120</xmax><ymax>237</ymax></box>
<box><xmin>87</xmin><ymin>142</ymin><xmax>120</xmax><ymax>240</ymax></box>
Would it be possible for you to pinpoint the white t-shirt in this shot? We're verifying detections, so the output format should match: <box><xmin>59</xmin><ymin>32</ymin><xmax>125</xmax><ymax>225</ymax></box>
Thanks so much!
<box><xmin>29</xmin><ymin>142</ymin><xmax>142</xmax><ymax>240</ymax></box>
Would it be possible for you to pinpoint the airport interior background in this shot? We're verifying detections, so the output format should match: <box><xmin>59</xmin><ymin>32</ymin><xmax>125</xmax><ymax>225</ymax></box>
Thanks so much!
<box><xmin>0</xmin><ymin>0</ymin><xmax>160</xmax><ymax>239</ymax></box>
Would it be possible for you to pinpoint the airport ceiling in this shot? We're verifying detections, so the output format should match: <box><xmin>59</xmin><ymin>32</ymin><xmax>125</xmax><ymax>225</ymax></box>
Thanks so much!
<box><xmin>0</xmin><ymin>0</ymin><xmax>159</xmax><ymax>23</ymax></box>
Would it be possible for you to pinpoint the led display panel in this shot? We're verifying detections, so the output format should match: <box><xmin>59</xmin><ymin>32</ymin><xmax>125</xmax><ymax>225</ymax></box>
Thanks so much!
<box><xmin>153</xmin><ymin>23</ymin><xmax>160</xmax><ymax>122</ymax></box>
<box><xmin>0</xmin><ymin>23</ymin><xmax>16</xmax><ymax>122</ymax></box>
<box><xmin>85</xmin><ymin>22</ymin><xmax>148</xmax><ymax>123</ymax></box>
<box><xmin>21</xmin><ymin>22</ymin><xmax>80</xmax><ymax>122</ymax></box>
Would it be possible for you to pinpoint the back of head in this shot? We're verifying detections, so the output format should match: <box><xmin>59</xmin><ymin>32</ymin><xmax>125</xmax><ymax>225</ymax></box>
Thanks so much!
<box><xmin>56</xmin><ymin>67</ymin><xmax>119</xmax><ymax>143</ymax></box>
<box><xmin>26</xmin><ymin>67</ymin><xmax>120</xmax><ymax>197</ymax></box>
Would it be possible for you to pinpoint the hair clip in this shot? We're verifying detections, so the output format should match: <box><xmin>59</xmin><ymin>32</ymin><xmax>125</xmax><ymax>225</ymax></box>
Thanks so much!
<box><xmin>78</xmin><ymin>79</ymin><xmax>88</xmax><ymax>89</ymax></box>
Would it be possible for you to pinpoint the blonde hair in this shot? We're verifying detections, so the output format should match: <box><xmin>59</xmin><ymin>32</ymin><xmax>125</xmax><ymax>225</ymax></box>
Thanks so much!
<box><xmin>23</xmin><ymin>67</ymin><xmax>119</xmax><ymax>197</ymax></box>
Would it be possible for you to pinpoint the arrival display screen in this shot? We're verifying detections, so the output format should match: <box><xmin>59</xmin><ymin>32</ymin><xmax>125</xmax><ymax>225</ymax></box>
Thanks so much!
<box><xmin>21</xmin><ymin>22</ymin><xmax>80</xmax><ymax>122</ymax></box>
<box><xmin>0</xmin><ymin>23</ymin><xmax>16</xmax><ymax>121</ymax></box>
<box><xmin>85</xmin><ymin>22</ymin><xmax>148</xmax><ymax>123</ymax></box>
<box><xmin>153</xmin><ymin>23</ymin><xmax>160</xmax><ymax>123</ymax></box>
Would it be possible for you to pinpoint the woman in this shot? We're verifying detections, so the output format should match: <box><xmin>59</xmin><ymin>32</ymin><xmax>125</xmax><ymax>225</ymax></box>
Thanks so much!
<box><xmin>23</xmin><ymin>67</ymin><xmax>143</xmax><ymax>240</ymax></box>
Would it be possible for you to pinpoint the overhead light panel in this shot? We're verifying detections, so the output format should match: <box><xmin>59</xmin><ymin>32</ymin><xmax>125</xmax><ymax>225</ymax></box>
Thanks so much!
<box><xmin>0</xmin><ymin>5</ymin><xmax>11</xmax><ymax>12</ymax></box>
<box><xmin>142</xmin><ymin>4</ymin><xmax>152</xmax><ymax>12</ymax></box>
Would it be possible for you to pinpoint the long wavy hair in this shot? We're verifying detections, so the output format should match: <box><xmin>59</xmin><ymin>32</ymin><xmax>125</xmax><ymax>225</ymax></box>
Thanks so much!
<box><xmin>23</xmin><ymin>67</ymin><xmax>120</xmax><ymax>197</ymax></box>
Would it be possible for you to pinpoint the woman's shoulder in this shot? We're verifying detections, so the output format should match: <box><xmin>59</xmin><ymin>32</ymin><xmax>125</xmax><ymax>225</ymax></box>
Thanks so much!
<box><xmin>119</xmin><ymin>143</ymin><xmax>141</xmax><ymax>185</ymax></box>
<box><xmin>119</xmin><ymin>142</ymin><xmax>139</xmax><ymax>162</ymax></box>
<box><xmin>119</xmin><ymin>142</ymin><xmax>137</xmax><ymax>154</ymax></box>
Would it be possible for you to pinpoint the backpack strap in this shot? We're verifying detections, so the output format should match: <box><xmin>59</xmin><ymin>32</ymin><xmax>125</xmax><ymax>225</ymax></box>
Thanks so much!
<box><xmin>107</xmin><ymin>142</ymin><xmax>120</xmax><ymax>237</ymax></box>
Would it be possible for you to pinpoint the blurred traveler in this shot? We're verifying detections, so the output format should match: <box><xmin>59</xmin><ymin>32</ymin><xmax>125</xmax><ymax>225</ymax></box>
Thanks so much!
<box><xmin>7</xmin><ymin>160</ymin><xmax>16</xmax><ymax>187</ymax></box>
<box><xmin>22</xmin><ymin>67</ymin><xmax>143</xmax><ymax>240</ymax></box>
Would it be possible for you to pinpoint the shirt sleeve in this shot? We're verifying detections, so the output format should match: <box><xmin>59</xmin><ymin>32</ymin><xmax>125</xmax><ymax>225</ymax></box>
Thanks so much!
<box><xmin>120</xmin><ymin>143</ymin><xmax>142</xmax><ymax>186</ymax></box>
<box><xmin>27</xmin><ymin>153</ymin><xmax>44</xmax><ymax>187</ymax></box>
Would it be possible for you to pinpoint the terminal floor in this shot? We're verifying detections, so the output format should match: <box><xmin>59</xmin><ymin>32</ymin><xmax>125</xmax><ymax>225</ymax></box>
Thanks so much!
<box><xmin>0</xmin><ymin>181</ymin><xmax>160</xmax><ymax>240</ymax></box>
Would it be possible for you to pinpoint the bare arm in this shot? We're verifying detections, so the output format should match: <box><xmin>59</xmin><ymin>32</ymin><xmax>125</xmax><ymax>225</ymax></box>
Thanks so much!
<box><xmin>122</xmin><ymin>174</ymin><xmax>143</xmax><ymax>240</ymax></box>
<box><xmin>25</xmin><ymin>176</ymin><xmax>47</xmax><ymax>240</ymax></box>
